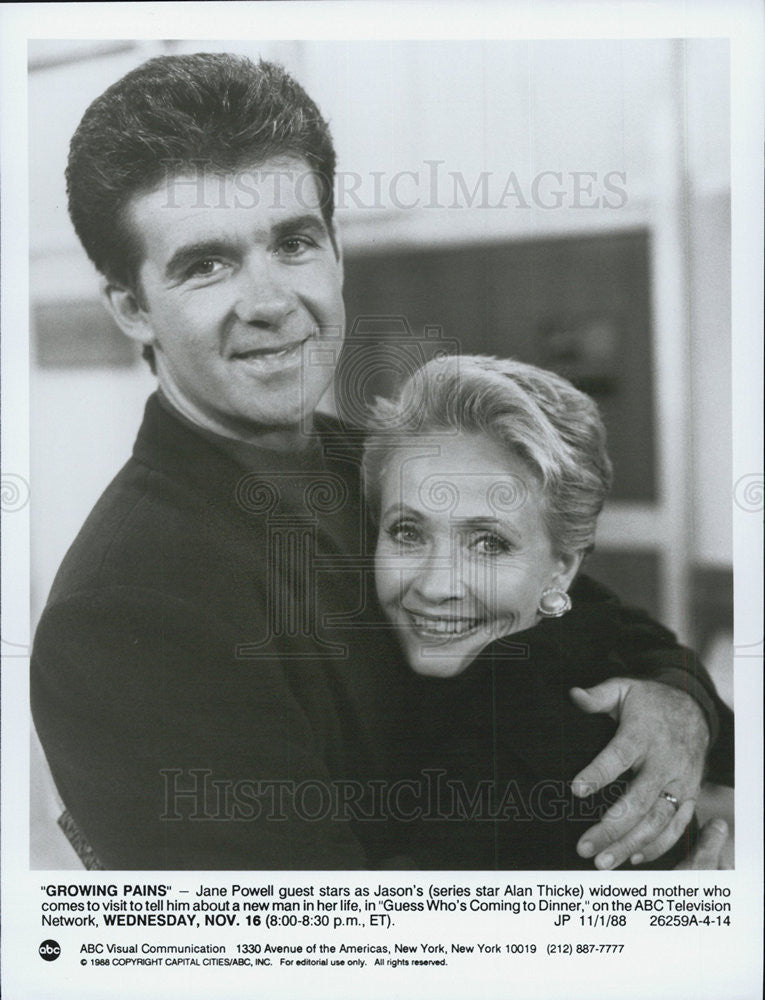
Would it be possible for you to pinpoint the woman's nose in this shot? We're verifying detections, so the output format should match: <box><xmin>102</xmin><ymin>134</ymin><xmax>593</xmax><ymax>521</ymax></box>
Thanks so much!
<box><xmin>234</xmin><ymin>257</ymin><xmax>292</xmax><ymax>326</ymax></box>
<box><xmin>410</xmin><ymin>543</ymin><xmax>466</xmax><ymax>604</ymax></box>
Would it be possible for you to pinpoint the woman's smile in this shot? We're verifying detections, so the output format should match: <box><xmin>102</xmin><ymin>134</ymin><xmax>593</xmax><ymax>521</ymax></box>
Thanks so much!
<box><xmin>403</xmin><ymin>609</ymin><xmax>485</xmax><ymax>638</ymax></box>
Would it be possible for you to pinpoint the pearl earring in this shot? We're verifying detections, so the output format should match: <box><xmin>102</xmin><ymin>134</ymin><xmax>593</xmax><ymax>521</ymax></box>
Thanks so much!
<box><xmin>537</xmin><ymin>588</ymin><xmax>572</xmax><ymax>618</ymax></box>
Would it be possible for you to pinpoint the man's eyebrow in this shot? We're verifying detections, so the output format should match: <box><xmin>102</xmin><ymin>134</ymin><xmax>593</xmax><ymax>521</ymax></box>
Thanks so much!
<box><xmin>164</xmin><ymin>239</ymin><xmax>236</xmax><ymax>281</ymax></box>
<box><xmin>270</xmin><ymin>214</ymin><xmax>330</xmax><ymax>241</ymax></box>
<box><xmin>164</xmin><ymin>215</ymin><xmax>331</xmax><ymax>280</ymax></box>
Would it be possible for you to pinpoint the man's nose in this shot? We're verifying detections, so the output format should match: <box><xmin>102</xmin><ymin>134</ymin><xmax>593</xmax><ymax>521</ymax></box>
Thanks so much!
<box><xmin>410</xmin><ymin>542</ymin><xmax>465</xmax><ymax>604</ymax></box>
<box><xmin>233</xmin><ymin>256</ymin><xmax>292</xmax><ymax>326</ymax></box>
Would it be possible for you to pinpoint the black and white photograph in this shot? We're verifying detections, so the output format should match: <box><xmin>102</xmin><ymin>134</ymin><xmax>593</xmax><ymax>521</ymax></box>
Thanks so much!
<box><xmin>1</xmin><ymin>3</ymin><xmax>762</xmax><ymax>999</ymax></box>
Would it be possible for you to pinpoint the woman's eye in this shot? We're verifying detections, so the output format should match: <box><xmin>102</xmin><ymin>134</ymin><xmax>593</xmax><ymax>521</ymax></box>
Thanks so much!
<box><xmin>386</xmin><ymin>521</ymin><xmax>421</xmax><ymax>547</ymax></box>
<box><xmin>471</xmin><ymin>532</ymin><xmax>511</xmax><ymax>556</ymax></box>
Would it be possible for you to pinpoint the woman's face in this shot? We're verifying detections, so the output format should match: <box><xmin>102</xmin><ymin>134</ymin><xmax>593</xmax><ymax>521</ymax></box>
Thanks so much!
<box><xmin>375</xmin><ymin>432</ymin><xmax>580</xmax><ymax>677</ymax></box>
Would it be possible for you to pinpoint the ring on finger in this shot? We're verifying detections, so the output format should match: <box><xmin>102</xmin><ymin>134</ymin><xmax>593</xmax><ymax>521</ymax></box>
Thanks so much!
<box><xmin>659</xmin><ymin>790</ymin><xmax>680</xmax><ymax>813</ymax></box>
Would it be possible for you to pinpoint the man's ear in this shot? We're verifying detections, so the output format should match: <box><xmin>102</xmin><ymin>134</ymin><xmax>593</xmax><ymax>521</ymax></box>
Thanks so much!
<box><xmin>551</xmin><ymin>550</ymin><xmax>585</xmax><ymax>593</ymax></box>
<box><xmin>330</xmin><ymin>222</ymin><xmax>344</xmax><ymax>283</ymax></box>
<box><xmin>100</xmin><ymin>278</ymin><xmax>154</xmax><ymax>347</ymax></box>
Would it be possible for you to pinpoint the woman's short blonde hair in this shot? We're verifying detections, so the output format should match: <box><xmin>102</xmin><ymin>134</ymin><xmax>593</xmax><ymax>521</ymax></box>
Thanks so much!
<box><xmin>363</xmin><ymin>354</ymin><xmax>613</xmax><ymax>556</ymax></box>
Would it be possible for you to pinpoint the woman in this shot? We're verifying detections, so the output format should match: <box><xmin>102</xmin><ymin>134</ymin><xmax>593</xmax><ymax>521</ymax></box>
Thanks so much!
<box><xmin>363</xmin><ymin>354</ymin><xmax>731</xmax><ymax>869</ymax></box>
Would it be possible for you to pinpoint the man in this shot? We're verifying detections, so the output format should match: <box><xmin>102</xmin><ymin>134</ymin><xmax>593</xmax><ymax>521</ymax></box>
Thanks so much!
<box><xmin>31</xmin><ymin>53</ymin><xmax>732</xmax><ymax>870</ymax></box>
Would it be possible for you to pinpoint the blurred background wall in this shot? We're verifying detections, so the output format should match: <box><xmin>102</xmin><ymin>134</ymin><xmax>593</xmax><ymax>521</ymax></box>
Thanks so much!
<box><xmin>28</xmin><ymin>38</ymin><xmax>733</xmax><ymax>864</ymax></box>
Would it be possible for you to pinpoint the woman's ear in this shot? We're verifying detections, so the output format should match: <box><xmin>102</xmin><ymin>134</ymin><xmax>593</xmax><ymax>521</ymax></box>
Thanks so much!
<box><xmin>552</xmin><ymin>550</ymin><xmax>585</xmax><ymax>593</ymax></box>
<box><xmin>100</xmin><ymin>277</ymin><xmax>155</xmax><ymax>347</ymax></box>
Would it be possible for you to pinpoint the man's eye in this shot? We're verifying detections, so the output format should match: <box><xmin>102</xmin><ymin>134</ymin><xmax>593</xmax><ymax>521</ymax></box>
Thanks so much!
<box><xmin>386</xmin><ymin>521</ymin><xmax>422</xmax><ymax>547</ymax></box>
<box><xmin>471</xmin><ymin>532</ymin><xmax>512</xmax><ymax>556</ymax></box>
<box><xmin>187</xmin><ymin>258</ymin><xmax>226</xmax><ymax>278</ymax></box>
<box><xmin>277</xmin><ymin>236</ymin><xmax>316</xmax><ymax>257</ymax></box>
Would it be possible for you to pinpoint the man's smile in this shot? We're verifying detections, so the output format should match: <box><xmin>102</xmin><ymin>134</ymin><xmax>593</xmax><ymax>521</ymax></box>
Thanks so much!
<box><xmin>228</xmin><ymin>335</ymin><xmax>313</xmax><ymax>372</ymax></box>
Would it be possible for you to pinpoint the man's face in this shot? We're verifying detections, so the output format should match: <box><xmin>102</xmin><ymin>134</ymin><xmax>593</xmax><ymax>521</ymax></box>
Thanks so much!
<box><xmin>121</xmin><ymin>158</ymin><xmax>344</xmax><ymax>442</ymax></box>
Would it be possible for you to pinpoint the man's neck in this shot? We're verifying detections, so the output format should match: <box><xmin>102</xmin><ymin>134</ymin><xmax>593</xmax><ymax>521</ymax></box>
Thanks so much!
<box><xmin>156</xmin><ymin>382</ymin><xmax>315</xmax><ymax>453</ymax></box>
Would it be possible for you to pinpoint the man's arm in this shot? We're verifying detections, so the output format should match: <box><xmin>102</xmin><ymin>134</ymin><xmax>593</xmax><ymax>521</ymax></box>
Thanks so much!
<box><xmin>565</xmin><ymin>575</ymin><xmax>733</xmax><ymax>869</ymax></box>
<box><xmin>31</xmin><ymin>587</ymin><xmax>371</xmax><ymax>870</ymax></box>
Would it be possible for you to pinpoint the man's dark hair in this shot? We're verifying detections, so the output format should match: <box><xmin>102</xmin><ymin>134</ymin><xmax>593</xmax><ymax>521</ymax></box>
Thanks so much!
<box><xmin>67</xmin><ymin>51</ymin><xmax>337</xmax><ymax>291</ymax></box>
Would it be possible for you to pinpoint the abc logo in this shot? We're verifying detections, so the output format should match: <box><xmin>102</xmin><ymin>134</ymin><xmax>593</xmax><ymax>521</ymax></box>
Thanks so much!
<box><xmin>39</xmin><ymin>939</ymin><xmax>61</xmax><ymax>961</ymax></box>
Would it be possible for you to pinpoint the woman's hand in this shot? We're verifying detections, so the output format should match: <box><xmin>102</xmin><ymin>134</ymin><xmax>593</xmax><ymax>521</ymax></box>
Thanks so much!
<box><xmin>674</xmin><ymin>817</ymin><xmax>732</xmax><ymax>870</ymax></box>
<box><xmin>569</xmin><ymin>677</ymin><xmax>710</xmax><ymax>869</ymax></box>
